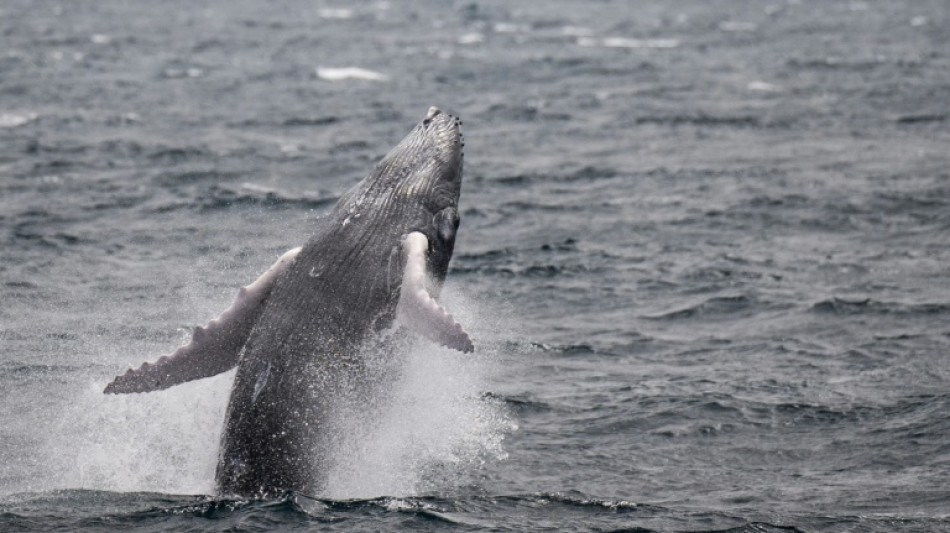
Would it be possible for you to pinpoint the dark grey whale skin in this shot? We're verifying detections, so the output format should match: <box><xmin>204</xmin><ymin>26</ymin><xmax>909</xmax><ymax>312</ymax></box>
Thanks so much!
<box><xmin>216</xmin><ymin>108</ymin><xmax>464</xmax><ymax>498</ymax></box>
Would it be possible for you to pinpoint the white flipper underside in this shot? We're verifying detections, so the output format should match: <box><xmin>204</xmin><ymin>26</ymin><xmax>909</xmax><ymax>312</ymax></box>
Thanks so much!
<box><xmin>104</xmin><ymin>247</ymin><xmax>302</xmax><ymax>394</ymax></box>
<box><xmin>396</xmin><ymin>232</ymin><xmax>474</xmax><ymax>353</ymax></box>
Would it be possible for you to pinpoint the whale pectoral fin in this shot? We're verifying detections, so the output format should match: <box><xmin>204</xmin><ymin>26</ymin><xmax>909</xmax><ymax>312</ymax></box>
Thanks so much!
<box><xmin>104</xmin><ymin>247</ymin><xmax>302</xmax><ymax>394</ymax></box>
<box><xmin>395</xmin><ymin>232</ymin><xmax>474</xmax><ymax>353</ymax></box>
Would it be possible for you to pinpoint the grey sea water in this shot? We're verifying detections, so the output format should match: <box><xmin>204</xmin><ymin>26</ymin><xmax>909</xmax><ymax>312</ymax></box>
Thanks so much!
<box><xmin>2</xmin><ymin>0</ymin><xmax>950</xmax><ymax>531</ymax></box>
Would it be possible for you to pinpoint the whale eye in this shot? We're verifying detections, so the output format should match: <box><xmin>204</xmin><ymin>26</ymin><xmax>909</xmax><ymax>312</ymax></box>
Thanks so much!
<box><xmin>435</xmin><ymin>207</ymin><xmax>460</xmax><ymax>243</ymax></box>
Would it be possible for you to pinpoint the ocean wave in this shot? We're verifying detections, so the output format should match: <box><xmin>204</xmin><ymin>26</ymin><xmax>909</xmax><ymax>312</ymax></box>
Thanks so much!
<box><xmin>3</xmin><ymin>486</ymin><xmax>946</xmax><ymax>532</ymax></box>
<box><xmin>633</xmin><ymin>113</ymin><xmax>762</xmax><ymax>128</ymax></box>
<box><xmin>198</xmin><ymin>184</ymin><xmax>338</xmax><ymax>211</ymax></box>
<box><xmin>487</xmin><ymin>166</ymin><xmax>618</xmax><ymax>186</ymax></box>
<box><xmin>895</xmin><ymin>113</ymin><xmax>947</xmax><ymax>124</ymax></box>
<box><xmin>476</xmin><ymin>103</ymin><xmax>572</xmax><ymax>122</ymax></box>
<box><xmin>282</xmin><ymin>116</ymin><xmax>340</xmax><ymax>127</ymax></box>
<box><xmin>450</xmin><ymin>262</ymin><xmax>602</xmax><ymax>278</ymax></box>
<box><xmin>642</xmin><ymin>295</ymin><xmax>759</xmax><ymax>321</ymax></box>
<box><xmin>810</xmin><ymin>298</ymin><xmax>950</xmax><ymax>317</ymax></box>
<box><xmin>481</xmin><ymin>392</ymin><xmax>554</xmax><ymax>415</ymax></box>
<box><xmin>147</xmin><ymin>146</ymin><xmax>210</xmax><ymax>164</ymax></box>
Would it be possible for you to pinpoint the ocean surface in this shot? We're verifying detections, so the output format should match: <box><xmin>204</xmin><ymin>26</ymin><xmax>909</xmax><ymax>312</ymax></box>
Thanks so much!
<box><xmin>2</xmin><ymin>0</ymin><xmax>949</xmax><ymax>531</ymax></box>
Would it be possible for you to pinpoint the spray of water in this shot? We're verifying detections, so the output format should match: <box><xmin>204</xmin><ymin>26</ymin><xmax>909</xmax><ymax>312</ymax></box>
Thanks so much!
<box><xmin>17</xmin><ymin>284</ymin><xmax>512</xmax><ymax>499</ymax></box>
<box><xmin>53</xmin><ymin>371</ymin><xmax>231</xmax><ymax>495</ymax></box>
<box><xmin>325</xmin><ymin>335</ymin><xmax>510</xmax><ymax>499</ymax></box>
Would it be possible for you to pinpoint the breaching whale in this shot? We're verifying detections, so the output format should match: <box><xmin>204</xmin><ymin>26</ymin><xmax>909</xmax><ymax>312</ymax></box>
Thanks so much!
<box><xmin>104</xmin><ymin>107</ymin><xmax>472</xmax><ymax>498</ymax></box>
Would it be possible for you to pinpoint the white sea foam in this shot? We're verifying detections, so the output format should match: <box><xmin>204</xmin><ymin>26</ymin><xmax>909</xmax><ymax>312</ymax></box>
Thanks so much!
<box><xmin>578</xmin><ymin>37</ymin><xmax>680</xmax><ymax>49</ymax></box>
<box><xmin>316</xmin><ymin>67</ymin><xmax>388</xmax><ymax>82</ymax></box>
<box><xmin>458</xmin><ymin>32</ymin><xmax>485</xmax><ymax>45</ymax></box>
<box><xmin>0</xmin><ymin>112</ymin><xmax>37</xmax><ymax>128</ymax></box>
<box><xmin>748</xmin><ymin>80</ymin><xmax>781</xmax><ymax>93</ymax></box>
<box><xmin>493</xmin><ymin>23</ymin><xmax>530</xmax><ymax>34</ymax></box>
<box><xmin>318</xmin><ymin>8</ymin><xmax>354</xmax><ymax>19</ymax></box>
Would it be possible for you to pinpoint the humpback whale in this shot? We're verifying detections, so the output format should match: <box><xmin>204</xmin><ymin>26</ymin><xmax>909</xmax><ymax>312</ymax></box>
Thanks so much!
<box><xmin>104</xmin><ymin>107</ymin><xmax>472</xmax><ymax>498</ymax></box>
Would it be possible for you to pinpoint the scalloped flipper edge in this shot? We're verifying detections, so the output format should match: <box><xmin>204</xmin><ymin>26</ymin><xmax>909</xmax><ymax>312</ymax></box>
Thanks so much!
<box><xmin>104</xmin><ymin>247</ymin><xmax>302</xmax><ymax>394</ymax></box>
<box><xmin>395</xmin><ymin>232</ymin><xmax>473</xmax><ymax>353</ymax></box>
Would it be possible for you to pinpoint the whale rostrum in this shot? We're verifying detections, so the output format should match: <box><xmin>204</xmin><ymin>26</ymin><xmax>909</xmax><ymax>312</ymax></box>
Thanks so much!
<box><xmin>105</xmin><ymin>107</ymin><xmax>471</xmax><ymax>498</ymax></box>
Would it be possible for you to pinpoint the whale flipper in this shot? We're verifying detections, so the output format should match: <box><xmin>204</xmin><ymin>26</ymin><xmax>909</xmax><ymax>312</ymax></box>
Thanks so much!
<box><xmin>104</xmin><ymin>247</ymin><xmax>302</xmax><ymax>394</ymax></box>
<box><xmin>396</xmin><ymin>232</ymin><xmax>473</xmax><ymax>353</ymax></box>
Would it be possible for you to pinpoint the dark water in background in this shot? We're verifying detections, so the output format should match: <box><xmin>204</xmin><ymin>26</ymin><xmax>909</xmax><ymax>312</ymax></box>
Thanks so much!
<box><xmin>2</xmin><ymin>0</ymin><xmax>950</xmax><ymax>531</ymax></box>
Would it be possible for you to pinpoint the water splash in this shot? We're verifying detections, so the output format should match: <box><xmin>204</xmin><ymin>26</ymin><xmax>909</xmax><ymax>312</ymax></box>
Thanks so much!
<box><xmin>52</xmin><ymin>372</ymin><xmax>230</xmax><ymax>495</ymax></box>
<box><xmin>322</xmin><ymin>285</ymin><xmax>515</xmax><ymax>498</ymax></box>
<box><xmin>8</xmin><ymin>284</ymin><xmax>512</xmax><ymax>499</ymax></box>
<box><xmin>325</xmin><ymin>336</ymin><xmax>511</xmax><ymax>498</ymax></box>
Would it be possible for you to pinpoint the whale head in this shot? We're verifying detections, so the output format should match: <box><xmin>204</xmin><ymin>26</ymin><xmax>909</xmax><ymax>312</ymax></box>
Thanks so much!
<box><xmin>336</xmin><ymin>106</ymin><xmax>464</xmax><ymax>286</ymax></box>
<box><xmin>369</xmin><ymin>106</ymin><xmax>463</xmax><ymax>213</ymax></box>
